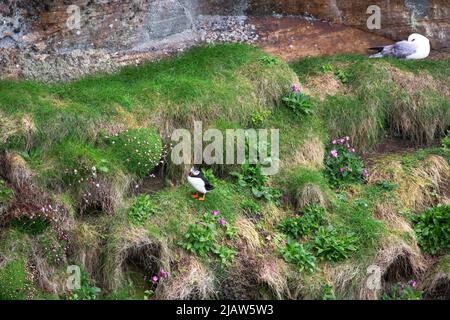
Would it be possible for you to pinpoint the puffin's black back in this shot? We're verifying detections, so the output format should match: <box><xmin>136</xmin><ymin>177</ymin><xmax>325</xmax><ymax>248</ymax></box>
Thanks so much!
<box><xmin>196</xmin><ymin>171</ymin><xmax>215</xmax><ymax>191</ymax></box>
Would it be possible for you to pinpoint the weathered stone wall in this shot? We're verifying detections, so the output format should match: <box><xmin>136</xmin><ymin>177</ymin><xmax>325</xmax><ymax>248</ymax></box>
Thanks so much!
<box><xmin>247</xmin><ymin>0</ymin><xmax>450</xmax><ymax>49</ymax></box>
<box><xmin>0</xmin><ymin>0</ymin><xmax>199</xmax><ymax>53</ymax></box>
<box><xmin>0</xmin><ymin>0</ymin><xmax>449</xmax><ymax>82</ymax></box>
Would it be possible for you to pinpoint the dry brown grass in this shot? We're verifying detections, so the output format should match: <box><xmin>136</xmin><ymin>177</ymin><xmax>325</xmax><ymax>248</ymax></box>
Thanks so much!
<box><xmin>301</xmin><ymin>73</ymin><xmax>346</xmax><ymax>101</ymax></box>
<box><xmin>71</xmin><ymin>222</ymin><xmax>102</xmax><ymax>278</ymax></box>
<box><xmin>373</xmin><ymin>202</ymin><xmax>413</xmax><ymax>233</ymax></box>
<box><xmin>289</xmin><ymin>135</ymin><xmax>325</xmax><ymax>170</ymax></box>
<box><xmin>257</xmin><ymin>256</ymin><xmax>290</xmax><ymax>299</ymax></box>
<box><xmin>296</xmin><ymin>183</ymin><xmax>328</xmax><ymax>210</ymax></box>
<box><xmin>78</xmin><ymin>174</ymin><xmax>130</xmax><ymax>215</ymax></box>
<box><xmin>103</xmin><ymin>227</ymin><xmax>170</xmax><ymax>291</ymax></box>
<box><xmin>235</xmin><ymin>217</ymin><xmax>261</xmax><ymax>253</ymax></box>
<box><xmin>0</xmin><ymin>152</ymin><xmax>34</xmax><ymax>190</ymax></box>
<box><xmin>157</xmin><ymin>254</ymin><xmax>217</xmax><ymax>300</ymax></box>
<box><xmin>388</xmin><ymin>68</ymin><xmax>450</xmax><ymax>145</ymax></box>
<box><xmin>368</xmin><ymin>154</ymin><xmax>450</xmax><ymax>211</ymax></box>
<box><xmin>420</xmin><ymin>255</ymin><xmax>450</xmax><ymax>300</ymax></box>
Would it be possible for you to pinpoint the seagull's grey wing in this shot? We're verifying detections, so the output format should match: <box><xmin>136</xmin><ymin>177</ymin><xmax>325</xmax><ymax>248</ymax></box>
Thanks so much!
<box><xmin>382</xmin><ymin>41</ymin><xmax>417</xmax><ymax>58</ymax></box>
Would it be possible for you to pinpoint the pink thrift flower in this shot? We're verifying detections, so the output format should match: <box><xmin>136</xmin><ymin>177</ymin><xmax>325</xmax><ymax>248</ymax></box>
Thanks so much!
<box><xmin>409</xmin><ymin>280</ymin><xmax>417</xmax><ymax>288</ymax></box>
<box><xmin>291</xmin><ymin>84</ymin><xmax>300</xmax><ymax>93</ymax></box>
<box><xmin>332</xmin><ymin>140</ymin><xmax>337</xmax><ymax>145</ymax></box>
<box><xmin>363</xmin><ymin>169</ymin><xmax>369</xmax><ymax>177</ymax></box>
<box><xmin>159</xmin><ymin>268</ymin><xmax>168</xmax><ymax>279</ymax></box>
<box><xmin>339</xmin><ymin>167</ymin><xmax>346</xmax><ymax>173</ymax></box>
<box><xmin>218</xmin><ymin>217</ymin><xmax>226</xmax><ymax>226</ymax></box>
<box><xmin>351</xmin><ymin>148</ymin><xmax>356</xmax><ymax>153</ymax></box>
<box><xmin>212</xmin><ymin>210</ymin><xmax>220</xmax><ymax>216</ymax></box>
<box><xmin>345</xmin><ymin>136</ymin><xmax>350</xmax><ymax>141</ymax></box>
<box><xmin>151</xmin><ymin>276</ymin><xmax>159</xmax><ymax>283</ymax></box>
<box><xmin>330</xmin><ymin>150</ymin><xmax>338</xmax><ymax>158</ymax></box>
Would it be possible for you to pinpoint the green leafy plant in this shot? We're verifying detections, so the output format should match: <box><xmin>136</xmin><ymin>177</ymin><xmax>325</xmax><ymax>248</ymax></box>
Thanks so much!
<box><xmin>279</xmin><ymin>239</ymin><xmax>316</xmax><ymax>273</ymax></box>
<box><xmin>413</xmin><ymin>204</ymin><xmax>450</xmax><ymax>255</ymax></box>
<box><xmin>240</xmin><ymin>198</ymin><xmax>261</xmax><ymax>215</ymax></box>
<box><xmin>259</xmin><ymin>55</ymin><xmax>279</xmax><ymax>66</ymax></box>
<box><xmin>376</xmin><ymin>180</ymin><xmax>400</xmax><ymax>191</ymax></box>
<box><xmin>279</xmin><ymin>205</ymin><xmax>327</xmax><ymax>239</ymax></box>
<box><xmin>128</xmin><ymin>195</ymin><xmax>159</xmax><ymax>226</ymax></box>
<box><xmin>251</xmin><ymin>110</ymin><xmax>272</xmax><ymax>127</ymax></box>
<box><xmin>442</xmin><ymin>131</ymin><xmax>450</xmax><ymax>150</ymax></box>
<box><xmin>212</xmin><ymin>246</ymin><xmax>236</xmax><ymax>266</ymax></box>
<box><xmin>108</xmin><ymin>128</ymin><xmax>162</xmax><ymax>178</ymax></box>
<box><xmin>232</xmin><ymin>162</ymin><xmax>281</xmax><ymax>204</ymax></box>
<box><xmin>180</xmin><ymin>214</ymin><xmax>218</xmax><ymax>258</ymax></box>
<box><xmin>382</xmin><ymin>280</ymin><xmax>422</xmax><ymax>300</ymax></box>
<box><xmin>67</xmin><ymin>271</ymin><xmax>101</xmax><ymax>300</ymax></box>
<box><xmin>282</xmin><ymin>85</ymin><xmax>314</xmax><ymax>117</ymax></box>
<box><xmin>320</xmin><ymin>284</ymin><xmax>336</xmax><ymax>300</ymax></box>
<box><xmin>321</xmin><ymin>63</ymin><xmax>333</xmax><ymax>73</ymax></box>
<box><xmin>179</xmin><ymin>211</ymin><xmax>235</xmax><ymax>266</ymax></box>
<box><xmin>201</xmin><ymin>168</ymin><xmax>218</xmax><ymax>185</ymax></box>
<box><xmin>0</xmin><ymin>179</ymin><xmax>14</xmax><ymax>205</ymax></box>
<box><xmin>312</xmin><ymin>225</ymin><xmax>358</xmax><ymax>262</ymax></box>
<box><xmin>324</xmin><ymin>137</ymin><xmax>367</xmax><ymax>186</ymax></box>
<box><xmin>334</xmin><ymin>69</ymin><xmax>349</xmax><ymax>84</ymax></box>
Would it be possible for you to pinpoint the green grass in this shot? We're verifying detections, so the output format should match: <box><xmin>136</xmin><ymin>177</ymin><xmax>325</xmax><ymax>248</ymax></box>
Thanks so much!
<box><xmin>1</xmin><ymin>44</ymin><xmax>449</xmax><ymax>300</ymax></box>
<box><xmin>291</xmin><ymin>55</ymin><xmax>450</xmax><ymax>150</ymax></box>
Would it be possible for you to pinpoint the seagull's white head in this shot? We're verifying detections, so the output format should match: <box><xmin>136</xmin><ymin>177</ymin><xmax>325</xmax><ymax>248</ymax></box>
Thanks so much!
<box><xmin>408</xmin><ymin>33</ymin><xmax>430</xmax><ymax>45</ymax></box>
<box><xmin>407</xmin><ymin>33</ymin><xmax>431</xmax><ymax>59</ymax></box>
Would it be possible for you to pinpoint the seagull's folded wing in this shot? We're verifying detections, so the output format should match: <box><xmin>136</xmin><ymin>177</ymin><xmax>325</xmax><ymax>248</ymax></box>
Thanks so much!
<box><xmin>383</xmin><ymin>41</ymin><xmax>417</xmax><ymax>58</ymax></box>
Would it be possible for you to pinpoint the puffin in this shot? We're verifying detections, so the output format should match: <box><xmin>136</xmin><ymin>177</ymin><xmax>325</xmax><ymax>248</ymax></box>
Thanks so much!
<box><xmin>187</xmin><ymin>167</ymin><xmax>214</xmax><ymax>201</ymax></box>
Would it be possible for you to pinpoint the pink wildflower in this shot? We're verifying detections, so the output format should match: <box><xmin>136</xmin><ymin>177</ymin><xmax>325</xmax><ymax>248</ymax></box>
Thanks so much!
<box><xmin>158</xmin><ymin>268</ymin><xmax>168</xmax><ymax>279</ymax></box>
<box><xmin>339</xmin><ymin>167</ymin><xmax>346</xmax><ymax>173</ymax></box>
<box><xmin>218</xmin><ymin>217</ymin><xmax>226</xmax><ymax>226</ymax></box>
<box><xmin>212</xmin><ymin>210</ymin><xmax>220</xmax><ymax>216</ymax></box>
<box><xmin>151</xmin><ymin>276</ymin><xmax>159</xmax><ymax>283</ymax></box>
<box><xmin>291</xmin><ymin>84</ymin><xmax>300</xmax><ymax>93</ymax></box>
<box><xmin>330</xmin><ymin>150</ymin><xmax>338</xmax><ymax>158</ymax></box>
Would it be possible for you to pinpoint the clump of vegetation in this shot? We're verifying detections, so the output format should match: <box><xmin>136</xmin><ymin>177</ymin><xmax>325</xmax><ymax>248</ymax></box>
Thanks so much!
<box><xmin>282</xmin><ymin>84</ymin><xmax>314</xmax><ymax>117</ymax></box>
<box><xmin>279</xmin><ymin>238</ymin><xmax>316</xmax><ymax>273</ymax></box>
<box><xmin>279</xmin><ymin>205</ymin><xmax>327</xmax><ymax>239</ymax></box>
<box><xmin>0</xmin><ymin>258</ymin><xmax>32</xmax><ymax>300</ymax></box>
<box><xmin>258</xmin><ymin>55</ymin><xmax>280</xmax><ymax>66</ymax></box>
<box><xmin>251</xmin><ymin>110</ymin><xmax>272</xmax><ymax>127</ymax></box>
<box><xmin>128</xmin><ymin>195</ymin><xmax>159</xmax><ymax>226</ymax></box>
<box><xmin>324</xmin><ymin>137</ymin><xmax>367</xmax><ymax>186</ymax></box>
<box><xmin>107</xmin><ymin>128</ymin><xmax>162</xmax><ymax>178</ymax></box>
<box><xmin>413</xmin><ymin>205</ymin><xmax>450</xmax><ymax>255</ymax></box>
<box><xmin>232</xmin><ymin>162</ymin><xmax>281</xmax><ymax>203</ymax></box>
<box><xmin>443</xmin><ymin>131</ymin><xmax>450</xmax><ymax>150</ymax></box>
<box><xmin>382</xmin><ymin>280</ymin><xmax>422</xmax><ymax>300</ymax></box>
<box><xmin>10</xmin><ymin>217</ymin><xmax>49</xmax><ymax>235</ymax></box>
<box><xmin>240</xmin><ymin>198</ymin><xmax>261</xmax><ymax>216</ymax></box>
<box><xmin>311</xmin><ymin>226</ymin><xmax>357</xmax><ymax>262</ymax></box>
<box><xmin>180</xmin><ymin>211</ymin><xmax>235</xmax><ymax>266</ymax></box>
<box><xmin>0</xmin><ymin>179</ymin><xmax>14</xmax><ymax>206</ymax></box>
<box><xmin>67</xmin><ymin>270</ymin><xmax>101</xmax><ymax>300</ymax></box>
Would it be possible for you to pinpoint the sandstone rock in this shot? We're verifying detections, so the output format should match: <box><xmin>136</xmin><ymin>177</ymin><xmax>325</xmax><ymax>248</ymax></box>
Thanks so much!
<box><xmin>247</xmin><ymin>0</ymin><xmax>450</xmax><ymax>49</ymax></box>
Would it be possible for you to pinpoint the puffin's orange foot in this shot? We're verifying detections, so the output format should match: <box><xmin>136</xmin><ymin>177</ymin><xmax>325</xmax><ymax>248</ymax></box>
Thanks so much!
<box><xmin>198</xmin><ymin>195</ymin><xmax>206</xmax><ymax>201</ymax></box>
<box><xmin>191</xmin><ymin>193</ymin><xmax>199</xmax><ymax>199</ymax></box>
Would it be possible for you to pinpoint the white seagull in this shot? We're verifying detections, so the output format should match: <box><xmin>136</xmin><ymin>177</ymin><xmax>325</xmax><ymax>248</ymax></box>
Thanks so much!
<box><xmin>369</xmin><ymin>33</ymin><xmax>430</xmax><ymax>60</ymax></box>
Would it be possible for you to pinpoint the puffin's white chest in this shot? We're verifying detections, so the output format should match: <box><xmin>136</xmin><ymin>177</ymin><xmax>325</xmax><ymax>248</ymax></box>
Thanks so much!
<box><xmin>187</xmin><ymin>176</ymin><xmax>207</xmax><ymax>194</ymax></box>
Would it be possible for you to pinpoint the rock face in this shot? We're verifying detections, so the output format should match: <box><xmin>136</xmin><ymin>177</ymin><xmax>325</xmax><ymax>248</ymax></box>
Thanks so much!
<box><xmin>0</xmin><ymin>0</ymin><xmax>449</xmax><ymax>82</ymax></box>
<box><xmin>247</xmin><ymin>0</ymin><xmax>450</xmax><ymax>49</ymax></box>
